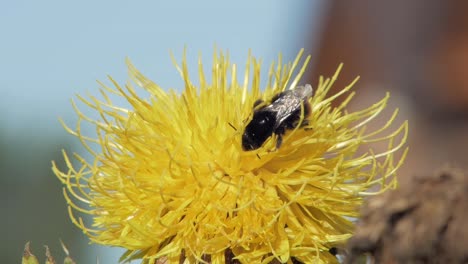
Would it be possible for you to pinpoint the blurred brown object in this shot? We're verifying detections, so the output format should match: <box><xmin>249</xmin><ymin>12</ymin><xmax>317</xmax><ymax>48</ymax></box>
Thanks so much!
<box><xmin>345</xmin><ymin>169</ymin><xmax>468</xmax><ymax>264</ymax></box>
<box><xmin>307</xmin><ymin>1</ymin><xmax>468</xmax><ymax>175</ymax></box>
<box><xmin>308</xmin><ymin>1</ymin><xmax>468</xmax><ymax>114</ymax></box>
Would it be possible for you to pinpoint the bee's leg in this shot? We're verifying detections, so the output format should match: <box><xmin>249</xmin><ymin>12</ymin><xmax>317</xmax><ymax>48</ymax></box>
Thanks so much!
<box><xmin>298</xmin><ymin>101</ymin><xmax>311</xmax><ymax>127</ymax></box>
<box><xmin>302</xmin><ymin>102</ymin><xmax>313</xmax><ymax>130</ymax></box>
<box><xmin>274</xmin><ymin>127</ymin><xmax>286</xmax><ymax>149</ymax></box>
<box><xmin>304</xmin><ymin>120</ymin><xmax>315</xmax><ymax>131</ymax></box>
<box><xmin>303</xmin><ymin>101</ymin><xmax>311</xmax><ymax>117</ymax></box>
<box><xmin>276</xmin><ymin>134</ymin><xmax>283</xmax><ymax>149</ymax></box>
<box><xmin>253</xmin><ymin>99</ymin><xmax>264</xmax><ymax>108</ymax></box>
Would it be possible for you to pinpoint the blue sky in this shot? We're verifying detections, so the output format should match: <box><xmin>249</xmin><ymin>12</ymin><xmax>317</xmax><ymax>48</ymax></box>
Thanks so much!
<box><xmin>1</xmin><ymin>0</ymin><xmax>324</xmax><ymax>262</ymax></box>
<box><xmin>1</xmin><ymin>1</ymin><xmax>324</xmax><ymax>134</ymax></box>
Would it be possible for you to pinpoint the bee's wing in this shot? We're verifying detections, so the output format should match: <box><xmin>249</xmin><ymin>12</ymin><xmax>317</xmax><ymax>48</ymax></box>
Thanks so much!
<box><xmin>278</xmin><ymin>103</ymin><xmax>301</xmax><ymax>124</ymax></box>
<box><xmin>270</xmin><ymin>95</ymin><xmax>302</xmax><ymax>126</ymax></box>
<box><xmin>292</xmin><ymin>84</ymin><xmax>313</xmax><ymax>99</ymax></box>
<box><xmin>274</xmin><ymin>84</ymin><xmax>313</xmax><ymax>127</ymax></box>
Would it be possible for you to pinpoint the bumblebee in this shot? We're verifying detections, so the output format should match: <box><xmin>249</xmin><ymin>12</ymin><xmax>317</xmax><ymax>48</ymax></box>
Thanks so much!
<box><xmin>242</xmin><ymin>84</ymin><xmax>313</xmax><ymax>151</ymax></box>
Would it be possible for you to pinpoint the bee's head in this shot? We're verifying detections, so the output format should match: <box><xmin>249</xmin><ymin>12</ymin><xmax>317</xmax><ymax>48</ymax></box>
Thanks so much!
<box><xmin>242</xmin><ymin>111</ymin><xmax>276</xmax><ymax>151</ymax></box>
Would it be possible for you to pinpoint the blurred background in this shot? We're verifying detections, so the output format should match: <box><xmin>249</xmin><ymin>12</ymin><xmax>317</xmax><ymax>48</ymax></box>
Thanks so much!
<box><xmin>2</xmin><ymin>1</ymin><xmax>468</xmax><ymax>263</ymax></box>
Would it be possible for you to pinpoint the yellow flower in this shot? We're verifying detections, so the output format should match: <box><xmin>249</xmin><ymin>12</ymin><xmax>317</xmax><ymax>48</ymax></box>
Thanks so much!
<box><xmin>53</xmin><ymin>49</ymin><xmax>408</xmax><ymax>264</ymax></box>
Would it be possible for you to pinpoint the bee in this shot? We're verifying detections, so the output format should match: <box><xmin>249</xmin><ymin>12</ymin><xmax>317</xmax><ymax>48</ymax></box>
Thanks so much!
<box><xmin>242</xmin><ymin>84</ymin><xmax>313</xmax><ymax>151</ymax></box>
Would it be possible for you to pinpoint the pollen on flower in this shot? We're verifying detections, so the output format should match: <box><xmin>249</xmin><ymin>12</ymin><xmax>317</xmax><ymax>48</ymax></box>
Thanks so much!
<box><xmin>52</xmin><ymin>49</ymin><xmax>408</xmax><ymax>264</ymax></box>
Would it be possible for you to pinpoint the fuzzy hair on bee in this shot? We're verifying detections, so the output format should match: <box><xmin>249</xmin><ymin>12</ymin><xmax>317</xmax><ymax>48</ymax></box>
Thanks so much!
<box><xmin>242</xmin><ymin>84</ymin><xmax>313</xmax><ymax>151</ymax></box>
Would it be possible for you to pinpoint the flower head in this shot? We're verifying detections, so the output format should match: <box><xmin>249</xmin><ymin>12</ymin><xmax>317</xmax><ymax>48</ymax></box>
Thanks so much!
<box><xmin>53</xmin><ymin>49</ymin><xmax>408</xmax><ymax>263</ymax></box>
